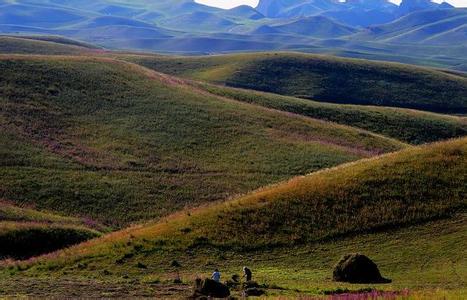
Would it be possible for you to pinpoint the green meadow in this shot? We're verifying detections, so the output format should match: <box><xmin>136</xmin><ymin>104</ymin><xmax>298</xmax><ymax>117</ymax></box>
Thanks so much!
<box><xmin>0</xmin><ymin>55</ymin><xmax>405</xmax><ymax>227</ymax></box>
<box><xmin>0</xmin><ymin>37</ymin><xmax>465</xmax><ymax>298</ymax></box>
<box><xmin>1</xmin><ymin>138</ymin><xmax>465</xmax><ymax>298</ymax></box>
<box><xmin>124</xmin><ymin>52</ymin><xmax>467</xmax><ymax>113</ymax></box>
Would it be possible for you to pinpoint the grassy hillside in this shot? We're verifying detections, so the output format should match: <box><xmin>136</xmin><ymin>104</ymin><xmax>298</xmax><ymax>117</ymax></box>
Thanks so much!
<box><xmin>1</xmin><ymin>138</ymin><xmax>464</xmax><ymax>298</ymax></box>
<box><xmin>71</xmin><ymin>137</ymin><xmax>464</xmax><ymax>251</ymax></box>
<box><xmin>7</xmin><ymin>35</ymin><xmax>100</xmax><ymax>49</ymax></box>
<box><xmin>0</xmin><ymin>38</ymin><xmax>464</xmax><ymax>145</ymax></box>
<box><xmin>0</xmin><ymin>55</ymin><xmax>404</xmax><ymax>226</ymax></box>
<box><xmin>0</xmin><ymin>202</ymin><xmax>102</xmax><ymax>259</ymax></box>
<box><xmin>0</xmin><ymin>36</ymin><xmax>99</xmax><ymax>55</ymax></box>
<box><xmin>126</xmin><ymin>52</ymin><xmax>467</xmax><ymax>113</ymax></box>
<box><xmin>1</xmin><ymin>201</ymin><xmax>100</xmax><ymax>227</ymax></box>
<box><xmin>193</xmin><ymin>82</ymin><xmax>467</xmax><ymax>145</ymax></box>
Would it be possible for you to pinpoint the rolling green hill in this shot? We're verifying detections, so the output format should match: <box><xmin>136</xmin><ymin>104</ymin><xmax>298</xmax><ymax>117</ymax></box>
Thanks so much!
<box><xmin>64</xmin><ymin>137</ymin><xmax>465</xmax><ymax>251</ymax></box>
<box><xmin>191</xmin><ymin>82</ymin><xmax>467</xmax><ymax>145</ymax></box>
<box><xmin>6</xmin><ymin>35</ymin><xmax>100</xmax><ymax>49</ymax></box>
<box><xmin>0</xmin><ymin>36</ymin><xmax>99</xmax><ymax>55</ymax></box>
<box><xmin>126</xmin><ymin>52</ymin><xmax>467</xmax><ymax>113</ymax></box>
<box><xmin>0</xmin><ymin>202</ymin><xmax>103</xmax><ymax>260</ymax></box>
<box><xmin>2</xmin><ymin>138</ymin><xmax>464</xmax><ymax>298</ymax></box>
<box><xmin>0</xmin><ymin>37</ymin><xmax>464</xmax><ymax>145</ymax></box>
<box><xmin>0</xmin><ymin>55</ymin><xmax>405</xmax><ymax>227</ymax></box>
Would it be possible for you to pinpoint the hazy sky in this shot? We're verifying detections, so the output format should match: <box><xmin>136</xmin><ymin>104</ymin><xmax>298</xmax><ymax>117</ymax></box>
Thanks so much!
<box><xmin>195</xmin><ymin>0</ymin><xmax>467</xmax><ymax>9</ymax></box>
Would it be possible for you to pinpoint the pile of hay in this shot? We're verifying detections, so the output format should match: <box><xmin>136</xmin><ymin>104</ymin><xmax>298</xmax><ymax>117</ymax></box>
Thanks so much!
<box><xmin>191</xmin><ymin>278</ymin><xmax>230</xmax><ymax>299</ymax></box>
<box><xmin>333</xmin><ymin>253</ymin><xmax>391</xmax><ymax>284</ymax></box>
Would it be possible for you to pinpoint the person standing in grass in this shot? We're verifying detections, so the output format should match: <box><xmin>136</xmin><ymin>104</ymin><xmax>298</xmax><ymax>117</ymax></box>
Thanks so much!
<box><xmin>211</xmin><ymin>269</ymin><xmax>221</xmax><ymax>282</ymax></box>
<box><xmin>243</xmin><ymin>266</ymin><xmax>252</xmax><ymax>282</ymax></box>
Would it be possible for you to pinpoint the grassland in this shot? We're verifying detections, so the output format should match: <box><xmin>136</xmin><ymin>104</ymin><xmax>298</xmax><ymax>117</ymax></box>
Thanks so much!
<box><xmin>0</xmin><ymin>36</ymin><xmax>99</xmax><ymax>55</ymax></box>
<box><xmin>0</xmin><ymin>217</ymin><xmax>464</xmax><ymax>298</ymax></box>
<box><xmin>6</xmin><ymin>36</ymin><xmax>100</xmax><ymax>49</ymax></box>
<box><xmin>124</xmin><ymin>52</ymin><xmax>467</xmax><ymax>113</ymax></box>
<box><xmin>192</xmin><ymin>82</ymin><xmax>467</xmax><ymax>145</ymax></box>
<box><xmin>0</xmin><ymin>38</ymin><xmax>465</xmax><ymax>298</ymax></box>
<box><xmin>0</xmin><ymin>38</ymin><xmax>464</xmax><ymax>144</ymax></box>
<box><xmin>0</xmin><ymin>202</ymin><xmax>103</xmax><ymax>260</ymax></box>
<box><xmin>0</xmin><ymin>55</ymin><xmax>406</xmax><ymax>227</ymax></box>
<box><xmin>0</xmin><ymin>201</ymin><xmax>103</xmax><ymax>228</ymax></box>
<box><xmin>0</xmin><ymin>138</ymin><xmax>464</xmax><ymax>298</ymax></box>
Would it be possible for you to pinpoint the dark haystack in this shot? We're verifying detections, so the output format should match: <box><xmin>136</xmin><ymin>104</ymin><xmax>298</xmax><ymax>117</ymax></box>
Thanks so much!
<box><xmin>192</xmin><ymin>278</ymin><xmax>230</xmax><ymax>299</ymax></box>
<box><xmin>333</xmin><ymin>253</ymin><xmax>391</xmax><ymax>284</ymax></box>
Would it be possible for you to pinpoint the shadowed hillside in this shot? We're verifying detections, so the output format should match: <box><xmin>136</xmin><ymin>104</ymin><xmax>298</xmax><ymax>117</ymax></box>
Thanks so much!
<box><xmin>0</xmin><ymin>202</ymin><xmax>103</xmax><ymax>259</ymax></box>
<box><xmin>191</xmin><ymin>82</ymin><xmax>467</xmax><ymax>145</ymax></box>
<box><xmin>125</xmin><ymin>52</ymin><xmax>467</xmax><ymax>113</ymax></box>
<box><xmin>0</xmin><ymin>55</ymin><xmax>405</xmax><ymax>226</ymax></box>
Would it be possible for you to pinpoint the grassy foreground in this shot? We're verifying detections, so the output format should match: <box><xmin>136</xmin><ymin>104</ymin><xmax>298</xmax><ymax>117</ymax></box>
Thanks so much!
<box><xmin>124</xmin><ymin>52</ymin><xmax>467</xmax><ymax>113</ymax></box>
<box><xmin>0</xmin><ymin>217</ymin><xmax>465</xmax><ymax>298</ymax></box>
<box><xmin>0</xmin><ymin>138</ymin><xmax>464</xmax><ymax>298</ymax></box>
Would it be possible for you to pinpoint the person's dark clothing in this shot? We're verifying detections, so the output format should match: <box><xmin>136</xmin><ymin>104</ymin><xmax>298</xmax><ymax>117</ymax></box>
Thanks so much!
<box><xmin>244</xmin><ymin>267</ymin><xmax>252</xmax><ymax>281</ymax></box>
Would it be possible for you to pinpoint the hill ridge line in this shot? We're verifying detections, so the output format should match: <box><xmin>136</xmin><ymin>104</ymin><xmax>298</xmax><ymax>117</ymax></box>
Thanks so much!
<box><xmin>113</xmin><ymin>58</ymin><xmax>410</xmax><ymax>152</ymax></box>
<box><xmin>9</xmin><ymin>137</ymin><xmax>464</xmax><ymax>267</ymax></box>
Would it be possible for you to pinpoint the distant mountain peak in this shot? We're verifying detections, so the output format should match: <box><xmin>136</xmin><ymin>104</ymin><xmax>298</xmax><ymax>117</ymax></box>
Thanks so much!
<box><xmin>439</xmin><ymin>2</ymin><xmax>455</xmax><ymax>9</ymax></box>
<box><xmin>256</xmin><ymin>0</ymin><xmax>340</xmax><ymax>18</ymax></box>
<box><xmin>344</xmin><ymin>0</ymin><xmax>396</xmax><ymax>9</ymax></box>
<box><xmin>226</xmin><ymin>5</ymin><xmax>265</xmax><ymax>20</ymax></box>
<box><xmin>399</xmin><ymin>0</ymin><xmax>438</xmax><ymax>14</ymax></box>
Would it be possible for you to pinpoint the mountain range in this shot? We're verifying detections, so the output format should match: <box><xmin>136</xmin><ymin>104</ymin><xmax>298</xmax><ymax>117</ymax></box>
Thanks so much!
<box><xmin>0</xmin><ymin>12</ymin><xmax>466</xmax><ymax>298</ymax></box>
<box><xmin>0</xmin><ymin>0</ymin><xmax>465</xmax><ymax>69</ymax></box>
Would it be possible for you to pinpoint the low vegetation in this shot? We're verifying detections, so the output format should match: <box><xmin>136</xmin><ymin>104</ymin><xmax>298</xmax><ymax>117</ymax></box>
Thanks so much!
<box><xmin>193</xmin><ymin>82</ymin><xmax>467</xmax><ymax>144</ymax></box>
<box><xmin>125</xmin><ymin>52</ymin><xmax>467</xmax><ymax>113</ymax></box>
<box><xmin>0</xmin><ymin>36</ymin><xmax>98</xmax><ymax>55</ymax></box>
<box><xmin>76</xmin><ymin>137</ymin><xmax>464</xmax><ymax>251</ymax></box>
<box><xmin>0</xmin><ymin>37</ymin><xmax>465</xmax><ymax>298</ymax></box>
<box><xmin>10</xmin><ymin>138</ymin><xmax>466</xmax><ymax>269</ymax></box>
<box><xmin>0</xmin><ymin>202</ymin><xmax>103</xmax><ymax>259</ymax></box>
<box><xmin>0</xmin><ymin>138</ymin><xmax>464</xmax><ymax>297</ymax></box>
<box><xmin>0</xmin><ymin>55</ymin><xmax>405</xmax><ymax>226</ymax></box>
